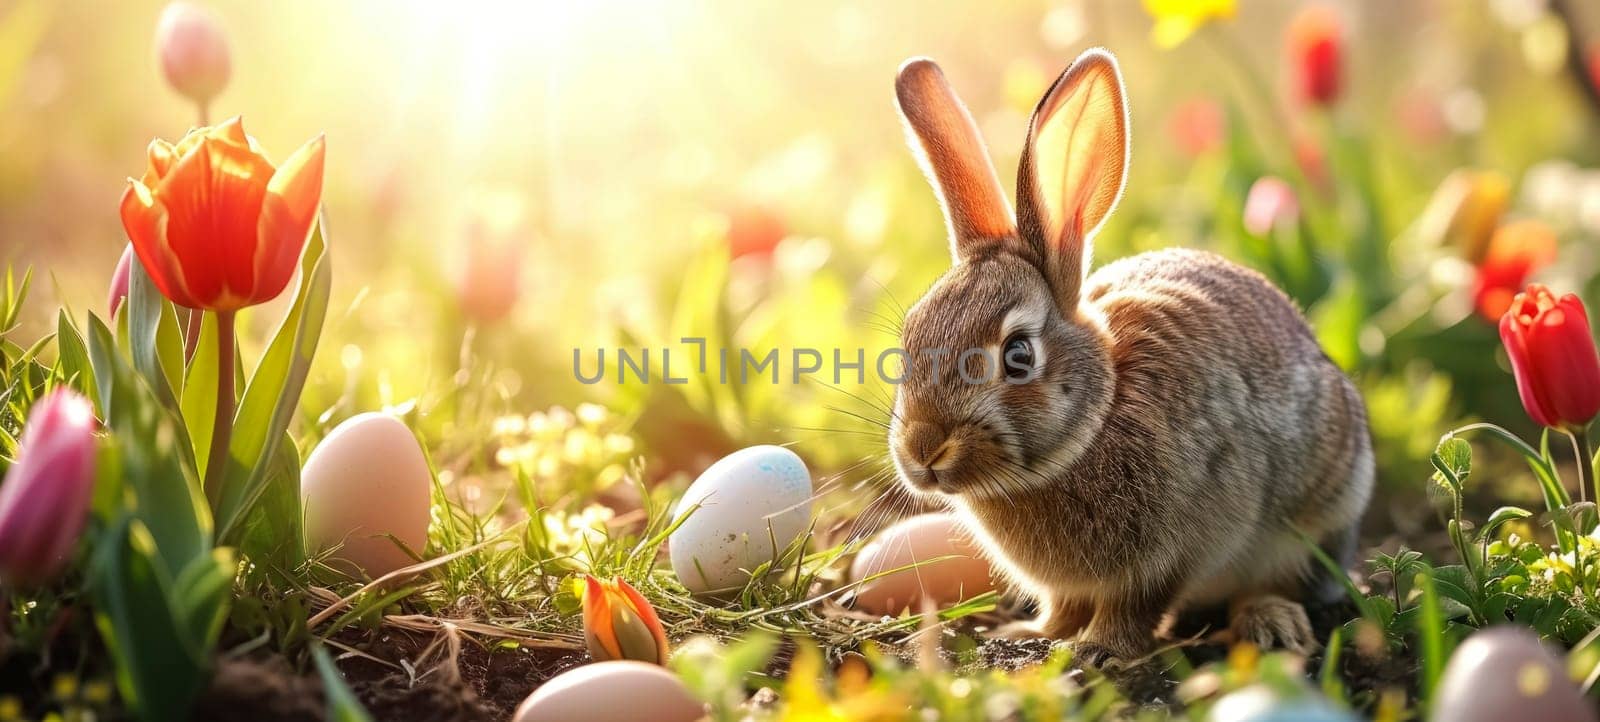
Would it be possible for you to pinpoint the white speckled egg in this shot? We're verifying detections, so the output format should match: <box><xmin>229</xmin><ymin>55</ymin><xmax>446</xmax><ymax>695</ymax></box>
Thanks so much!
<box><xmin>668</xmin><ymin>445</ymin><xmax>812</xmax><ymax>594</ymax></box>
<box><xmin>1431</xmin><ymin>626</ymin><xmax>1596</xmax><ymax>722</ymax></box>
<box><xmin>301</xmin><ymin>412</ymin><xmax>433</xmax><ymax>577</ymax></box>
<box><xmin>849</xmin><ymin>513</ymin><xmax>994</xmax><ymax>616</ymax></box>
<box><xmin>513</xmin><ymin>661</ymin><xmax>705</xmax><ymax>722</ymax></box>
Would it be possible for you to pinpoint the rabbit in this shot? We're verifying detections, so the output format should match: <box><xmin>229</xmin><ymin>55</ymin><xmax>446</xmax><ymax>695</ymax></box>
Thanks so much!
<box><xmin>885</xmin><ymin>48</ymin><xmax>1373</xmax><ymax>666</ymax></box>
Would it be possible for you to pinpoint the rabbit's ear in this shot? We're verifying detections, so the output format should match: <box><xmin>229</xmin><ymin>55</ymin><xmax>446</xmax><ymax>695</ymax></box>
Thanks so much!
<box><xmin>1017</xmin><ymin>49</ymin><xmax>1129</xmax><ymax>311</ymax></box>
<box><xmin>896</xmin><ymin>58</ymin><xmax>1017</xmax><ymax>263</ymax></box>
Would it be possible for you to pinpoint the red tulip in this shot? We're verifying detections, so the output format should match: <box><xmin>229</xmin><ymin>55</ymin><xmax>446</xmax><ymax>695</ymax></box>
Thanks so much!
<box><xmin>108</xmin><ymin>244</ymin><xmax>134</xmax><ymax>317</ymax></box>
<box><xmin>1500</xmin><ymin>285</ymin><xmax>1600</xmax><ymax>430</ymax></box>
<box><xmin>1286</xmin><ymin>5</ymin><xmax>1342</xmax><ymax>107</ymax></box>
<box><xmin>1473</xmin><ymin>221</ymin><xmax>1556</xmax><ymax>321</ymax></box>
<box><xmin>154</xmin><ymin>2</ymin><xmax>231</xmax><ymax>107</ymax></box>
<box><xmin>119</xmin><ymin>117</ymin><xmax>325</xmax><ymax>312</ymax></box>
<box><xmin>0</xmin><ymin>389</ymin><xmax>97</xmax><ymax>586</ymax></box>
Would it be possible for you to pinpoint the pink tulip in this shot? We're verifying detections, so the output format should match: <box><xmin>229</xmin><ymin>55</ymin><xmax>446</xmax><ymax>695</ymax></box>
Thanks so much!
<box><xmin>154</xmin><ymin>2</ymin><xmax>231</xmax><ymax>107</ymax></box>
<box><xmin>0</xmin><ymin>390</ymin><xmax>97</xmax><ymax>586</ymax></box>
<box><xmin>1242</xmin><ymin>176</ymin><xmax>1300</xmax><ymax>236</ymax></box>
<box><xmin>109</xmin><ymin>244</ymin><xmax>134</xmax><ymax>317</ymax></box>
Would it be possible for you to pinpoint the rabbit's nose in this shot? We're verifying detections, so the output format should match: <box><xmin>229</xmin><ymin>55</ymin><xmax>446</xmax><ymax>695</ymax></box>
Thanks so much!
<box><xmin>902</xmin><ymin>421</ymin><xmax>953</xmax><ymax>470</ymax></box>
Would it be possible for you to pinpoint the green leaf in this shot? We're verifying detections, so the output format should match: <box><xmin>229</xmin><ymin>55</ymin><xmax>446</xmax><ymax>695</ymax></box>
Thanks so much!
<box><xmin>86</xmin><ymin>313</ymin><xmax>210</xmax><ymax>576</ymax></box>
<box><xmin>1482</xmin><ymin>506</ymin><xmax>1534</xmax><ymax>540</ymax></box>
<box><xmin>181</xmin><ymin>312</ymin><xmax>220</xmax><ymax>478</ymax></box>
<box><xmin>125</xmin><ymin>253</ymin><xmax>182</xmax><ymax>414</ymax></box>
<box><xmin>313</xmin><ymin>644</ymin><xmax>375</xmax><ymax>722</ymax></box>
<box><xmin>88</xmin><ymin>517</ymin><xmax>212</xmax><ymax>722</ymax></box>
<box><xmin>237</xmin><ymin>433</ymin><xmax>306</xmax><ymax>576</ymax></box>
<box><xmin>56</xmin><ymin>309</ymin><xmax>98</xmax><ymax>409</ymax></box>
<box><xmin>1432</xmin><ymin>436</ymin><xmax>1472</xmax><ymax>485</ymax></box>
<box><xmin>215</xmin><ymin>220</ymin><xmax>332</xmax><ymax>542</ymax></box>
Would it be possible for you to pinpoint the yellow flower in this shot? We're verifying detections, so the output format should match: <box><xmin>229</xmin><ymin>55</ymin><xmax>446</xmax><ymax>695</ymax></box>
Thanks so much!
<box><xmin>1143</xmin><ymin>0</ymin><xmax>1237</xmax><ymax>48</ymax></box>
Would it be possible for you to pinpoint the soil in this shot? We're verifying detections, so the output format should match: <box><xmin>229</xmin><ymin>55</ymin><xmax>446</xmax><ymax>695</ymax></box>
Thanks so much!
<box><xmin>6</xmin><ymin>593</ymin><xmax>1416</xmax><ymax>722</ymax></box>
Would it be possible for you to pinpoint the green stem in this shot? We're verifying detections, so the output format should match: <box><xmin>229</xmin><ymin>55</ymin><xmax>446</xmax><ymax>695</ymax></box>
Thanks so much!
<box><xmin>1451</xmin><ymin>422</ymin><xmax>1569</xmax><ymax>508</ymax></box>
<box><xmin>1569</xmin><ymin>427</ymin><xmax>1592</xmax><ymax>505</ymax></box>
<box><xmin>1583</xmin><ymin>424</ymin><xmax>1598</xmax><ymax>509</ymax></box>
<box><xmin>202</xmin><ymin>310</ymin><xmax>236</xmax><ymax>509</ymax></box>
<box><xmin>183</xmin><ymin>307</ymin><xmax>202</xmax><ymax>362</ymax></box>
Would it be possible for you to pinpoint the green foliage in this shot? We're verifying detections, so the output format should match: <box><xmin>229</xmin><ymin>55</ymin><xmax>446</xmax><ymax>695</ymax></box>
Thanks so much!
<box><xmin>312</xmin><ymin>645</ymin><xmax>375</xmax><ymax>722</ymax></box>
<box><xmin>81</xmin><ymin>314</ymin><xmax>233</xmax><ymax>721</ymax></box>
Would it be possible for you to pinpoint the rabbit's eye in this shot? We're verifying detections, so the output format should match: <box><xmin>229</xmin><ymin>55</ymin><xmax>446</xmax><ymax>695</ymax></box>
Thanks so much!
<box><xmin>1002</xmin><ymin>334</ymin><xmax>1035</xmax><ymax>382</ymax></box>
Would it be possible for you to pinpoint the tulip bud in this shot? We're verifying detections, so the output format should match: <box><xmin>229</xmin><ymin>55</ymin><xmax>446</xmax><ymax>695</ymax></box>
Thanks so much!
<box><xmin>1242</xmin><ymin>177</ymin><xmax>1299</xmax><ymax>237</ymax></box>
<box><xmin>1500</xmin><ymin>285</ymin><xmax>1600</xmax><ymax>430</ymax></box>
<box><xmin>455</xmin><ymin>220</ymin><xmax>522</xmax><ymax>324</ymax></box>
<box><xmin>154</xmin><ymin>2</ymin><xmax>231</xmax><ymax>107</ymax></box>
<box><xmin>0</xmin><ymin>390</ymin><xmax>97</xmax><ymax>586</ymax></box>
<box><xmin>108</xmin><ymin>244</ymin><xmax>134</xmax><ymax>317</ymax></box>
<box><xmin>1421</xmin><ymin>170</ymin><xmax>1510</xmax><ymax>264</ymax></box>
<box><xmin>1472</xmin><ymin>221</ymin><xmax>1556</xmax><ymax>321</ymax></box>
<box><xmin>1286</xmin><ymin>5</ymin><xmax>1342</xmax><ymax>107</ymax></box>
<box><xmin>1166</xmin><ymin>96</ymin><xmax>1224</xmax><ymax>158</ymax></box>
<box><xmin>582</xmin><ymin>576</ymin><xmax>669</xmax><ymax>665</ymax></box>
<box><xmin>725</xmin><ymin>205</ymin><xmax>786</xmax><ymax>261</ymax></box>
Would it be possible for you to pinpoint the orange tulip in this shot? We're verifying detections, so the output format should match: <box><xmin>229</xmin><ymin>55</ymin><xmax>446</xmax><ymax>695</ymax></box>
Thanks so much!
<box><xmin>582</xmin><ymin>575</ymin><xmax>669</xmax><ymax>665</ymax></box>
<box><xmin>1473</xmin><ymin>221</ymin><xmax>1556</xmax><ymax>322</ymax></box>
<box><xmin>119</xmin><ymin>117</ymin><xmax>325</xmax><ymax>312</ymax></box>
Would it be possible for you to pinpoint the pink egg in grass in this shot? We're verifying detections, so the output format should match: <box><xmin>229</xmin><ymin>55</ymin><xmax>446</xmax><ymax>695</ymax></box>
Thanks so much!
<box><xmin>301</xmin><ymin>413</ymin><xmax>434</xmax><ymax>578</ymax></box>
<box><xmin>849</xmin><ymin>513</ymin><xmax>996</xmax><ymax>616</ymax></box>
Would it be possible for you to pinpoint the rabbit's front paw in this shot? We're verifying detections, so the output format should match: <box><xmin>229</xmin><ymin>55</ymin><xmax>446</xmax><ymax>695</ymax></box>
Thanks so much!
<box><xmin>1066</xmin><ymin>641</ymin><xmax>1117</xmax><ymax>669</ymax></box>
<box><xmin>1230</xmin><ymin>595</ymin><xmax>1317</xmax><ymax>655</ymax></box>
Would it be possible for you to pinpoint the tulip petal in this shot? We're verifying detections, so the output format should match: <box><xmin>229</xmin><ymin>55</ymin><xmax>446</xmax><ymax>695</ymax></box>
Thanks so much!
<box><xmin>616</xmin><ymin>575</ymin><xmax>670</xmax><ymax>663</ymax></box>
<box><xmin>120</xmin><ymin>179</ymin><xmax>199</xmax><ymax>308</ymax></box>
<box><xmin>146</xmin><ymin>139</ymin><xmax>177</xmax><ymax>185</ymax></box>
<box><xmin>255</xmin><ymin>134</ymin><xmax>325</xmax><ymax>301</ymax></box>
<box><xmin>215</xmin><ymin>116</ymin><xmax>250</xmax><ymax>146</ymax></box>
<box><xmin>582</xmin><ymin>576</ymin><xmax>624</xmax><ymax>661</ymax></box>
<box><xmin>157</xmin><ymin>135</ymin><xmax>275</xmax><ymax>309</ymax></box>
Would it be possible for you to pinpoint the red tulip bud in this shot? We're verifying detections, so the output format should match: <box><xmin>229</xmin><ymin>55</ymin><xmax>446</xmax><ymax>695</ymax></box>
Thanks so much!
<box><xmin>154</xmin><ymin>2</ymin><xmax>231</xmax><ymax>107</ymax></box>
<box><xmin>1500</xmin><ymin>285</ymin><xmax>1600</xmax><ymax>430</ymax></box>
<box><xmin>0</xmin><ymin>390</ymin><xmax>97</xmax><ymax>586</ymax></box>
<box><xmin>109</xmin><ymin>244</ymin><xmax>134</xmax><ymax>317</ymax></box>
<box><xmin>1286</xmin><ymin>5</ymin><xmax>1342</xmax><ymax>107</ymax></box>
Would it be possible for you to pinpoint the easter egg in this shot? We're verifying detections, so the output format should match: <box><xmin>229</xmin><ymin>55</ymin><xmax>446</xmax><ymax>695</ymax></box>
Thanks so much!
<box><xmin>1431</xmin><ymin>626</ymin><xmax>1596</xmax><ymax>722</ymax></box>
<box><xmin>301</xmin><ymin>412</ymin><xmax>432</xmax><ymax>577</ymax></box>
<box><xmin>668</xmin><ymin>445</ymin><xmax>812</xmax><ymax>594</ymax></box>
<box><xmin>512</xmin><ymin>661</ymin><xmax>705</xmax><ymax>722</ymax></box>
<box><xmin>1207</xmin><ymin>684</ymin><xmax>1356</xmax><ymax>722</ymax></box>
<box><xmin>849</xmin><ymin>513</ymin><xmax>995</xmax><ymax>615</ymax></box>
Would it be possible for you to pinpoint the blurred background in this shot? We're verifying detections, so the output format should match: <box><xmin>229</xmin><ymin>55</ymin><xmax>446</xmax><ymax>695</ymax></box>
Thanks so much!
<box><xmin>4</xmin><ymin>0</ymin><xmax>1600</xmax><ymax>540</ymax></box>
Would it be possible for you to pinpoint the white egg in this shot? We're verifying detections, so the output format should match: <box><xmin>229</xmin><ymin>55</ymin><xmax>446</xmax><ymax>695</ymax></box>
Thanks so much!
<box><xmin>668</xmin><ymin>445</ymin><xmax>812</xmax><ymax>594</ymax></box>
<box><xmin>513</xmin><ymin>661</ymin><xmax>705</xmax><ymax>722</ymax></box>
<box><xmin>301</xmin><ymin>412</ymin><xmax>433</xmax><ymax>577</ymax></box>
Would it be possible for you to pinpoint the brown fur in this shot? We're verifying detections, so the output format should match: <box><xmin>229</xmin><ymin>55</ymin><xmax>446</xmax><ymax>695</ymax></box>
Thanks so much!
<box><xmin>888</xmin><ymin>50</ymin><xmax>1373</xmax><ymax>663</ymax></box>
